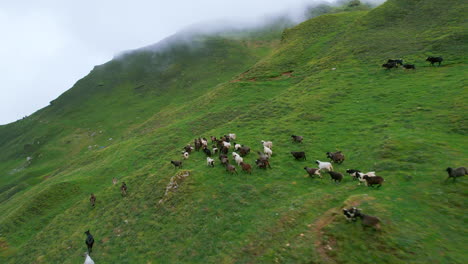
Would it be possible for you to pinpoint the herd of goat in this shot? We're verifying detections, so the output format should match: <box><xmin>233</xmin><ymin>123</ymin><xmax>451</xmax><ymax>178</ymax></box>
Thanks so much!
<box><xmin>381</xmin><ymin>56</ymin><xmax>443</xmax><ymax>70</ymax></box>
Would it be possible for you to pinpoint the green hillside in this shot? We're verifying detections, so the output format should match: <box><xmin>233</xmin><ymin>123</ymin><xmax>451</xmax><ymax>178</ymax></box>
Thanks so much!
<box><xmin>0</xmin><ymin>0</ymin><xmax>467</xmax><ymax>263</ymax></box>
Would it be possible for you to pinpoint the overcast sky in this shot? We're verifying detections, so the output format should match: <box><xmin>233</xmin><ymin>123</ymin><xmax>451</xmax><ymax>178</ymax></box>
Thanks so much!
<box><xmin>0</xmin><ymin>0</ymin><xmax>384</xmax><ymax>125</ymax></box>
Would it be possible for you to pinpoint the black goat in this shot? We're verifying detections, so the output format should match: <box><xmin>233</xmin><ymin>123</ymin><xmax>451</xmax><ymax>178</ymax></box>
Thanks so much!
<box><xmin>387</xmin><ymin>59</ymin><xmax>403</xmax><ymax>65</ymax></box>
<box><xmin>85</xmin><ymin>230</ymin><xmax>95</xmax><ymax>254</ymax></box>
<box><xmin>346</xmin><ymin>169</ymin><xmax>361</xmax><ymax>180</ymax></box>
<box><xmin>426</xmin><ymin>56</ymin><xmax>443</xmax><ymax>66</ymax></box>
<box><xmin>291</xmin><ymin>151</ymin><xmax>306</xmax><ymax>160</ymax></box>
<box><xmin>171</xmin><ymin>160</ymin><xmax>183</xmax><ymax>169</ymax></box>
<box><xmin>343</xmin><ymin>207</ymin><xmax>360</xmax><ymax>222</ymax></box>
<box><xmin>355</xmin><ymin>211</ymin><xmax>381</xmax><ymax>230</ymax></box>
<box><xmin>446</xmin><ymin>167</ymin><xmax>467</xmax><ymax>181</ymax></box>
<box><xmin>291</xmin><ymin>135</ymin><xmax>303</xmax><ymax>143</ymax></box>
<box><xmin>328</xmin><ymin>171</ymin><xmax>343</xmax><ymax>183</ymax></box>
<box><xmin>403</xmin><ymin>64</ymin><xmax>415</xmax><ymax>69</ymax></box>
<box><xmin>382</xmin><ymin>62</ymin><xmax>398</xmax><ymax>69</ymax></box>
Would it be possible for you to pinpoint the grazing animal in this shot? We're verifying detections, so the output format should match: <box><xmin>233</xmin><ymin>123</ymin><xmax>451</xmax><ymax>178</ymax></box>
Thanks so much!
<box><xmin>234</xmin><ymin>143</ymin><xmax>241</xmax><ymax>150</ymax></box>
<box><xmin>263</xmin><ymin>146</ymin><xmax>273</xmax><ymax>158</ymax></box>
<box><xmin>120</xmin><ymin>182</ymin><xmax>128</xmax><ymax>196</ymax></box>
<box><xmin>326</xmin><ymin>151</ymin><xmax>345</xmax><ymax>164</ymax></box>
<box><xmin>210</xmin><ymin>136</ymin><xmax>217</xmax><ymax>143</ymax></box>
<box><xmin>316</xmin><ymin>160</ymin><xmax>333</xmax><ymax>171</ymax></box>
<box><xmin>220</xmin><ymin>157</ymin><xmax>229</xmax><ymax>167</ymax></box>
<box><xmin>382</xmin><ymin>62</ymin><xmax>398</xmax><ymax>69</ymax></box>
<box><xmin>356</xmin><ymin>172</ymin><xmax>377</xmax><ymax>185</ymax></box>
<box><xmin>328</xmin><ymin>171</ymin><xmax>343</xmax><ymax>183</ymax></box>
<box><xmin>363</xmin><ymin>175</ymin><xmax>384</xmax><ymax>188</ymax></box>
<box><xmin>171</xmin><ymin>160</ymin><xmax>183</xmax><ymax>169</ymax></box>
<box><xmin>403</xmin><ymin>64</ymin><xmax>415</xmax><ymax>69</ymax></box>
<box><xmin>346</xmin><ymin>169</ymin><xmax>361</xmax><ymax>180</ymax></box>
<box><xmin>239</xmin><ymin>146</ymin><xmax>250</xmax><ymax>157</ymax></box>
<box><xmin>212</xmin><ymin>146</ymin><xmax>218</xmax><ymax>154</ymax></box>
<box><xmin>426</xmin><ymin>56</ymin><xmax>443</xmax><ymax>66</ymax></box>
<box><xmin>355</xmin><ymin>211</ymin><xmax>381</xmax><ymax>230</ymax></box>
<box><xmin>203</xmin><ymin>147</ymin><xmax>212</xmax><ymax>157</ymax></box>
<box><xmin>228</xmin><ymin>133</ymin><xmax>236</xmax><ymax>140</ymax></box>
<box><xmin>182</xmin><ymin>151</ymin><xmax>189</xmax><ymax>159</ymax></box>
<box><xmin>194</xmin><ymin>138</ymin><xmax>202</xmax><ymax>151</ymax></box>
<box><xmin>219</xmin><ymin>154</ymin><xmax>228</xmax><ymax>160</ymax></box>
<box><xmin>343</xmin><ymin>207</ymin><xmax>360</xmax><ymax>222</ymax></box>
<box><xmin>291</xmin><ymin>135</ymin><xmax>303</xmax><ymax>143</ymax></box>
<box><xmin>201</xmin><ymin>138</ymin><xmax>208</xmax><ymax>147</ymax></box>
<box><xmin>84</xmin><ymin>230</ymin><xmax>94</xmax><ymax>254</ymax></box>
<box><xmin>261</xmin><ymin>140</ymin><xmax>273</xmax><ymax>149</ymax></box>
<box><xmin>222</xmin><ymin>141</ymin><xmax>231</xmax><ymax>149</ymax></box>
<box><xmin>240</xmin><ymin>162</ymin><xmax>252</xmax><ymax>174</ymax></box>
<box><xmin>206</xmin><ymin>157</ymin><xmax>215</xmax><ymax>167</ymax></box>
<box><xmin>112</xmin><ymin>177</ymin><xmax>118</xmax><ymax>185</ymax></box>
<box><xmin>220</xmin><ymin>146</ymin><xmax>229</xmax><ymax>154</ymax></box>
<box><xmin>255</xmin><ymin>159</ymin><xmax>271</xmax><ymax>169</ymax></box>
<box><xmin>304</xmin><ymin>167</ymin><xmax>321</xmax><ymax>178</ymax></box>
<box><xmin>84</xmin><ymin>252</ymin><xmax>95</xmax><ymax>264</ymax></box>
<box><xmin>446</xmin><ymin>167</ymin><xmax>467</xmax><ymax>181</ymax></box>
<box><xmin>257</xmin><ymin>151</ymin><xmax>269</xmax><ymax>162</ymax></box>
<box><xmin>184</xmin><ymin>145</ymin><xmax>194</xmax><ymax>154</ymax></box>
<box><xmin>387</xmin><ymin>59</ymin><xmax>403</xmax><ymax>65</ymax></box>
<box><xmin>233</xmin><ymin>154</ymin><xmax>244</xmax><ymax>166</ymax></box>
<box><xmin>226</xmin><ymin>164</ymin><xmax>238</xmax><ymax>174</ymax></box>
<box><xmin>291</xmin><ymin>151</ymin><xmax>306</xmax><ymax>160</ymax></box>
<box><xmin>89</xmin><ymin>193</ymin><xmax>96</xmax><ymax>207</ymax></box>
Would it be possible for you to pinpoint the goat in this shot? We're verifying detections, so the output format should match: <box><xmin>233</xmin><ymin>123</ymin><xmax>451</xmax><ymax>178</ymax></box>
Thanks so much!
<box><xmin>226</xmin><ymin>164</ymin><xmax>238</xmax><ymax>174</ymax></box>
<box><xmin>171</xmin><ymin>160</ymin><xmax>183</xmax><ymax>169</ymax></box>
<box><xmin>206</xmin><ymin>157</ymin><xmax>215</xmax><ymax>167</ymax></box>
<box><xmin>194</xmin><ymin>138</ymin><xmax>202</xmax><ymax>151</ymax></box>
<box><xmin>291</xmin><ymin>151</ymin><xmax>306</xmax><ymax>160</ymax></box>
<box><xmin>326</xmin><ymin>151</ymin><xmax>345</xmax><ymax>164</ymax></box>
<box><xmin>304</xmin><ymin>167</ymin><xmax>321</xmax><ymax>178</ymax></box>
<box><xmin>184</xmin><ymin>145</ymin><xmax>194</xmax><ymax>154</ymax></box>
<box><xmin>234</xmin><ymin>143</ymin><xmax>241</xmax><ymax>150</ymax></box>
<box><xmin>85</xmin><ymin>230</ymin><xmax>94</xmax><ymax>254</ymax></box>
<box><xmin>210</xmin><ymin>136</ymin><xmax>217</xmax><ymax>143</ymax></box>
<box><xmin>363</xmin><ymin>175</ymin><xmax>384</xmax><ymax>188</ymax></box>
<box><xmin>387</xmin><ymin>59</ymin><xmax>403</xmax><ymax>65</ymax></box>
<box><xmin>343</xmin><ymin>207</ymin><xmax>360</xmax><ymax>222</ymax></box>
<box><xmin>346</xmin><ymin>169</ymin><xmax>361</xmax><ymax>180</ymax></box>
<box><xmin>403</xmin><ymin>64</ymin><xmax>415</xmax><ymax>69</ymax></box>
<box><xmin>240</xmin><ymin>162</ymin><xmax>252</xmax><ymax>174</ymax></box>
<box><xmin>291</xmin><ymin>135</ymin><xmax>303</xmax><ymax>143</ymax></box>
<box><xmin>446</xmin><ymin>167</ymin><xmax>467</xmax><ymax>181</ymax></box>
<box><xmin>112</xmin><ymin>177</ymin><xmax>118</xmax><ymax>185</ymax></box>
<box><xmin>239</xmin><ymin>146</ymin><xmax>250</xmax><ymax>157</ymax></box>
<box><xmin>120</xmin><ymin>182</ymin><xmax>128</xmax><ymax>196</ymax></box>
<box><xmin>316</xmin><ymin>160</ymin><xmax>333</xmax><ymax>171</ymax></box>
<box><xmin>212</xmin><ymin>146</ymin><xmax>218</xmax><ymax>154</ymax></box>
<box><xmin>228</xmin><ymin>133</ymin><xmax>236</xmax><ymax>140</ymax></box>
<box><xmin>84</xmin><ymin>252</ymin><xmax>95</xmax><ymax>264</ymax></box>
<box><xmin>261</xmin><ymin>140</ymin><xmax>273</xmax><ymax>149</ymax></box>
<box><xmin>426</xmin><ymin>56</ymin><xmax>443</xmax><ymax>66</ymax></box>
<box><xmin>223</xmin><ymin>141</ymin><xmax>231</xmax><ymax>149</ymax></box>
<box><xmin>203</xmin><ymin>147</ymin><xmax>212</xmax><ymax>157</ymax></box>
<box><xmin>220</xmin><ymin>157</ymin><xmax>229</xmax><ymax>167</ymax></box>
<box><xmin>355</xmin><ymin>211</ymin><xmax>381</xmax><ymax>230</ymax></box>
<box><xmin>382</xmin><ymin>62</ymin><xmax>398</xmax><ymax>69</ymax></box>
<box><xmin>89</xmin><ymin>193</ymin><xmax>96</xmax><ymax>207</ymax></box>
<box><xmin>356</xmin><ymin>172</ymin><xmax>376</xmax><ymax>185</ymax></box>
<box><xmin>328</xmin><ymin>171</ymin><xmax>343</xmax><ymax>183</ymax></box>
<box><xmin>219</xmin><ymin>154</ymin><xmax>228</xmax><ymax>160</ymax></box>
<box><xmin>264</xmin><ymin>146</ymin><xmax>273</xmax><ymax>158</ymax></box>
<box><xmin>182</xmin><ymin>151</ymin><xmax>189</xmax><ymax>159</ymax></box>
<box><xmin>220</xmin><ymin>146</ymin><xmax>229</xmax><ymax>154</ymax></box>
<box><xmin>257</xmin><ymin>151</ymin><xmax>269</xmax><ymax>162</ymax></box>
<box><xmin>234</xmin><ymin>154</ymin><xmax>243</xmax><ymax>166</ymax></box>
<box><xmin>255</xmin><ymin>159</ymin><xmax>271</xmax><ymax>169</ymax></box>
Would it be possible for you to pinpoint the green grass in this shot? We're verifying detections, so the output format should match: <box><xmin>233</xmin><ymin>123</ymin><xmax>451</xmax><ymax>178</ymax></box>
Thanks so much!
<box><xmin>0</xmin><ymin>0</ymin><xmax>467</xmax><ymax>263</ymax></box>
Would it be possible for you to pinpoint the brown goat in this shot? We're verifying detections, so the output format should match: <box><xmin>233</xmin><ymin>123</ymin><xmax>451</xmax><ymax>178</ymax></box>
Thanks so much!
<box><xmin>326</xmin><ymin>151</ymin><xmax>345</xmax><ymax>164</ymax></box>
<box><xmin>356</xmin><ymin>212</ymin><xmax>381</xmax><ymax>230</ymax></box>
<box><xmin>226</xmin><ymin>164</ymin><xmax>238</xmax><ymax>174</ymax></box>
<box><xmin>240</xmin><ymin>162</ymin><xmax>252</xmax><ymax>174</ymax></box>
<box><xmin>304</xmin><ymin>167</ymin><xmax>321</xmax><ymax>178</ymax></box>
<box><xmin>90</xmin><ymin>193</ymin><xmax>96</xmax><ymax>207</ymax></box>
<box><xmin>363</xmin><ymin>175</ymin><xmax>384</xmax><ymax>188</ymax></box>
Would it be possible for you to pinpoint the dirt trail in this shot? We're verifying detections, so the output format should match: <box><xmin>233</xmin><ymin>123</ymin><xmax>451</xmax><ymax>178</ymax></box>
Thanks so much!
<box><xmin>313</xmin><ymin>195</ymin><xmax>375</xmax><ymax>263</ymax></box>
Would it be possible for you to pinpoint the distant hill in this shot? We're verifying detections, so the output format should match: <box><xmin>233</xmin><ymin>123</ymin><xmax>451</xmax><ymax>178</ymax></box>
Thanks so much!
<box><xmin>0</xmin><ymin>0</ymin><xmax>467</xmax><ymax>263</ymax></box>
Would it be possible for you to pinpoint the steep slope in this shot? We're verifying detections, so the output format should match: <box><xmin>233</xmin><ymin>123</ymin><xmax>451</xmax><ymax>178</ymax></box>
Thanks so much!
<box><xmin>1</xmin><ymin>0</ymin><xmax>467</xmax><ymax>263</ymax></box>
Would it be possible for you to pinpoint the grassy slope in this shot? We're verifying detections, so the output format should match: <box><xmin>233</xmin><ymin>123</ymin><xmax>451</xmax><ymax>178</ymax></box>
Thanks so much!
<box><xmin>1</xmin><ymin>0</ymin><xmax>467</xmax><ymax>263</ymax></box>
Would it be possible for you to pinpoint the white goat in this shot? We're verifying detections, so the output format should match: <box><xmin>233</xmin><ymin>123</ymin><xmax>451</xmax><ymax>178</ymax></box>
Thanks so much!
<box><xmin>234</xmin><ymin>155</ymin><xmax>244</xmax><ymax>166</ymax></box>
<box><xmin>234</xmin><ymin>143</ymin><xmax>241</xmax><ymax>150</ymax></box>
<box><xmin>182</xmin><ymin>152</ymin><xmax>189</xmax><ymax>159</ymax></box>
<box><xmin>232</xmin><ymin>152</ymin><xmax>239</xmax><ymax>158</ymax></box>
<box><xmin>263</xmin><ymin>146</ymin><xmax>273</xmax><ymax>158</ymax></box>
<box><xmin>261</xmin><ymin>140</ymin><xmax>273</xmax><ymax>149</ymax></box>
<box><xmin>229</xmin><ymin>133</ymin><xmax>236</xmax><ymax>140</ymax></box>
<box><xmin>315</xmin><ymin>160</ymin><xmax>333</xmax><ymax>171</ymax></box>
<box><xmin>206</xmin><ymin>157</ymin><xmax>215</xmax><ymax>167</ymax></box>
<box><xmin>223</xmin><ymin>141</ymin><xmax>231</xmax><ymax>149</ymax></box>
<box><xmin>84</xmin><ymin>252</ymin><xmax>95</xmax><ymax>264</ymax></box>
